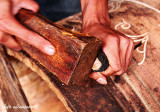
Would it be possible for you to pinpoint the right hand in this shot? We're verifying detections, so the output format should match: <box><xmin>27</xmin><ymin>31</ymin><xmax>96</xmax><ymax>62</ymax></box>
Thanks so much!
<box><xmin>0</xmin><ymin>0</ymin><xmax>55</xmax><ymax>55</ymax></box>
<box><xmin>81</xmin><ymin>0</ymin><xmax>134</xmax><ymax>85</ymax></box>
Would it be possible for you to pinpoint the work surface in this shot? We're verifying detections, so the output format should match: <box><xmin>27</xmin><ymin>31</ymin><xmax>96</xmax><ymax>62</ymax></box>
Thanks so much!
<box><xmin>1</xmin><ymin>0</ymin><xmax>160</xmax><ymax>112</ymax></box>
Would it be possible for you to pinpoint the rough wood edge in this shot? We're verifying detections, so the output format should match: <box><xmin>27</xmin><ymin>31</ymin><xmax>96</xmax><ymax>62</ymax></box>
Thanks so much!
<box><xmin>6</xmin><ymin>48</ymin><xmax>73</xmax><ymax>112</ymax></box>
<box><xmin>0</xmin><ymin>46</ymin><xmax>31</xmax><ymax>112</ymax></box>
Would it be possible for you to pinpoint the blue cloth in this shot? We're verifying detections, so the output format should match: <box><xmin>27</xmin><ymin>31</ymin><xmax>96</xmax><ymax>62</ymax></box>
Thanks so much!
<box><xmin>35</xmin><ymin>0</ymin><xmax>81</xmax><ymax>22</ymax></box>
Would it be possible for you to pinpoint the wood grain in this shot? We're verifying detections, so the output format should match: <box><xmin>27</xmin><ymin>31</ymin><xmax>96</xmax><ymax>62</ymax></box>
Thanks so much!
<box><xmin>2</xmin><ymin>0</ymin><xmax>160</xmax><ymax>112</ymax></box>
<box><xmin>16</xmin><ymin>9</ymin><xmax>102</xmax><ymax>85</ymax></box>
<box><xmin>9</xmin><ymin>57</ymin><xmax>68</xmax><ymax>112</ymax></box>
<box><xmin>6</xmin><ymin>48</ymin><xmax>123</xmax><ymax>112</ymax></box>
<box><xmin>0</xmin><ymin>46</ymin><xmax>31</xmax><ymax>112</ymax></box>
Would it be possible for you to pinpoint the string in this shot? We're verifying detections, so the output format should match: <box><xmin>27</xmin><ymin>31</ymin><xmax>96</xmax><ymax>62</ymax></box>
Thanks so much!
<box><xmin>109</xmin><ymin>0</ymin><xmax>160</xmax><ymax>65</ymax></box>
<box><xmin>115</xmin><ymin>19</ymin><xmax>149</xmax><ymax>65</ymax></box>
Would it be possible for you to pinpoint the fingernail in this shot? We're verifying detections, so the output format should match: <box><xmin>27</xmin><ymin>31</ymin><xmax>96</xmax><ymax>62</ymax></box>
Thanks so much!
<box><xmin>96</xmin><ymin>78</ymin><xmax>107</xmax><ymax>85</ymax></box>
<box><xmin>45</xmin><ymin>46</ymin><xmax>55</xmax><ymax>55</ymax></box>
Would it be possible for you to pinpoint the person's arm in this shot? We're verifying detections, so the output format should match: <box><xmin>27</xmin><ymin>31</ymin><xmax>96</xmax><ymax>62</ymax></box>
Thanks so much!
<box><xmin>81</xmin><ymin>0</ymin><xmax>134</xmax><ymax>85</ymax></box>
<box><xmin>0</xmin><ymin>0</ymin><xmax>55</xmax><ymax>55</ymax></box>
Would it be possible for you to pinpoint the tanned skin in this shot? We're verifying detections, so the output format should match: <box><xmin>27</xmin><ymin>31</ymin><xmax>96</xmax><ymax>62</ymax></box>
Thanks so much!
<box><xmin>0</xmin><ymin>0</ymin><xmax>134</xmax><ymax>85</ymax></box>
<box><xmin>81</xmin><ymin>0</ymin><xmax>134</xmax><ymax>84</ymax></box>
<box><xmin>0</xmin><ymin>0</ymin><xmax>55</xmax><ymax>55</ymax></box>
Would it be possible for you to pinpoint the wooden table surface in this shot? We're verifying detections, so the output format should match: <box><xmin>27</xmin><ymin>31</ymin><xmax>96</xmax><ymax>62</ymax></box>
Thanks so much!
<box><xmin>55</xmin><ymin>1</ymin><xmax>160</xmax><ymax>111</ymax></box>
<box><xmin>1</xmin><ymin>0</ymin><xmax>160</xmax><ymax>112</ymax></box>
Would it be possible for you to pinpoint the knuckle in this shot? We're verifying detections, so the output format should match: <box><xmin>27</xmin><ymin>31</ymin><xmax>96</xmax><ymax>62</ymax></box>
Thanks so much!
<box><xmin>0</xmin><ymin>19</ymin><xmax>6</xmax><ymax>28</ymax></box>
<box><xmin>116</xmin><ymin>71</ymin><xmax>123</xmax><ymax>75</ymax></box>
<box><xmin>112</xmin><ymin>65</ymin><xmax>121</xmax><ymax>72</ymax></box>
<box><xmin>19</xmin><ymin>31</ymin><xmax>34</xmax><ymax>43</ymax></box>
<box><xmin>129</xmin><ymin>39</ymin><xmax>134</xmax><ymax>46</ymax></box>
<box><xmin>24</xmin><ymin>35</ymin><xmax>36</xmax><ymax>44</ymax></box>
<box><xmin>0</xmin><ymin>18</ymin><xmax>10</xmax><ymax>31</ymax></box>
<box><xmin>123</xmin><ymin>38</ymin><xmax>130</xmax><ymax>45</ymax></box>
<box><xmin>24</xmin><ymin>33</ymin><xmax>44</xmax><ymax>48</ymax></box>
<box><xmin>115</xmin><ymin>70</ymin><xmax>125</xmax><ymax>75</ymax></box>
<box><xmin>0</xmin><ymin>35</ymin><xmax>7</xmax><ymax>43</ymax></box>
<box><xmin>120</xmin><ymin>36</ymin><xmax>129</xmax><ymax>45</ymax></box>
<box><xmin>109</xmin><ymin>35</ymin><xmax>120</xmax><ymax>43</ymax></box>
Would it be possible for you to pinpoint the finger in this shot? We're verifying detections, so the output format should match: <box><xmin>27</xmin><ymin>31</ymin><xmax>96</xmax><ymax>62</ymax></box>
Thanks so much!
<box><xmin>0</xmin><ymin>0</ymin><xmax>10</xmax><ymax>14</ymax></box>
<box><xmin>101</xmin><ymin>66</ymin><xmax>117</xmax><ymax>76</ymax></box>
<box><xmin>19</xmin><ymin>0</ymin><xmax>39</xmax><ymax>12</ymax></box>
<box><xmin>0</xmin><ymin>31</ymin><xmax>21</xmax><ymax>51</ymax></box>
<box><xmin>89</xmin><ymin>72</ymin><xmax>107</xmax><ymax>85</ymax></box>
<box><xmin>0</xmin><ymin>17</ymin><xmax>55</xmax><ymax>55</ymax></box>
<box><xmin>12</xmin><ymin>0</ymin><xmax>39</xmax><ymax>15</ymax></box>
<box><xmin>125</xmin><ymin>39</ymin><xmax>134</xmax><ymax>71</ymax></box>
<box><xmin>113</xmin><ymin>36</ymin><xmax>130</xmax><ymax>75</ymax></box>
<box><xmin>101</xmin><ymin>36</ymin><xmax>121</xmax><ymax>76</ymax></box>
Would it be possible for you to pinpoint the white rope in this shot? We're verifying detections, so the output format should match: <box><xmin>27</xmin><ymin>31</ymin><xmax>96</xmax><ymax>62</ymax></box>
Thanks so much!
<box><xmin>115</xmin><ymin>19</ymin><xmax>131</xmax><ymax>30</ymax></box>
<box><xmin>109</xmin><ymin>0</ymin><xmax>160</xmax><ymax>65</ymax></box>
<box><xmin>124</xmin><ymin>0</ymin><xmax>160</xmax><ymax>14</ymax></box>
<box><xmin>109</xmin><ymin>0</ymin><xmax>160</xmax><ymax>14</ymax></box>
<box><xmin>109</xmin><ymin>0</ymin><xmax>123</xmax><ymax>13</ymax></box>
<box><xmin>115</xmin><ymin>19</ymin><xmax>149</xmax><ymax>65</ymax></box>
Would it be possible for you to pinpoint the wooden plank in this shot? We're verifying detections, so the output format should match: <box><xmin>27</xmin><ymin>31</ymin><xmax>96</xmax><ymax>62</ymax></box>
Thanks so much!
<box><xmin>7</xmin><ymin>48</ymin><xmax>123</xmax><ymax>112</ymax></box>
<box><xmin>8</xmin><ymin>56</ymin><xmax>68</xmax><ymax>112</ymax></box>
<box><xmin>0</xmin><ymin>45</ymin><xmax>31</xmax><ymax>112</ymax></box>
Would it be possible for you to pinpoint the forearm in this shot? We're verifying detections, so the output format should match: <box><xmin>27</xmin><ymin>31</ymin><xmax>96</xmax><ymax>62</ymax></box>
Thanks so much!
<box><xmin>81</xmin><ymin>0</ymin><xmax>134</xmax><ymax>85</ymax></box>
<box><xmin>81</xmin><ymin>0</ymin><xmax>110</xmax><ymax>26</ymax></box>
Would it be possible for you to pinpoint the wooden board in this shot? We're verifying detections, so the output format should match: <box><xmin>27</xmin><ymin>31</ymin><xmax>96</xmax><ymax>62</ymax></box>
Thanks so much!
<box><xmin>10</xmin><ymin>56</ymin><xmax>68</xmax><ymax>112</ymax></box>
<box><xmin>1</xmin><ymin>0</ymin><xmax>160</xmax><ymax>111</ymax></box>
<box><xmin>0</xmin><ymin>46</ymin><xmax>31</xmax><ymax>112</ymax></box>
<box><xmin>0</xmin><ymin>55</ymin><xmax>68</xmax><ymax>112</ymax></box>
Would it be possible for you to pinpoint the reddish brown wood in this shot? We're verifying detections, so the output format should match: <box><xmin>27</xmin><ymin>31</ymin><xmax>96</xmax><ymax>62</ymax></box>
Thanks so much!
<box><xmin>6</xmin><ymin>48</ymin><xmax>124</xmax><ymax>112</ymax></box>
<box><xmin>0</xmin><ymin>45</ymin><xmax>31</xmax><ymax>112</ymax></box>
<box><xmin>5</xmin><ymin>1</ymin><xmax>160</xmax><ymax>111</ymax></box>
<box><xmin>16</xmin><ymin>9</ymin><xmax>102</xmax><ymax>85</ymax></box>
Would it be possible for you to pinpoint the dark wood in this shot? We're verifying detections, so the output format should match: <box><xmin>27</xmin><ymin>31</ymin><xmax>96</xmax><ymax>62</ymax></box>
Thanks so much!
<box><xmin>0</xmin><ymin>45</ymin><xmax>31</xmax><ymax>112</ymax></box>
<box><xmin>6</xmin><ymin>48</ymin><xmax>123</xmax><ymax>112</ymax></box>
<box><xmin>4</xmin><ymin>0</ymin><xmax>160</xmax><ymax>112</ymax></box>
<box><xmin>16</xmin><ymin>9</ymin><xmax>102</xmax><ymax>85</ymax></box>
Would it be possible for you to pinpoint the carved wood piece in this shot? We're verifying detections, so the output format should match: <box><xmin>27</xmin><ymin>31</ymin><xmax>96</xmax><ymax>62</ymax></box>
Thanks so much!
<box><xmin>16</xmin><ymin>9</ymin><xmax>102</xmax><ymax>85</ymax></box>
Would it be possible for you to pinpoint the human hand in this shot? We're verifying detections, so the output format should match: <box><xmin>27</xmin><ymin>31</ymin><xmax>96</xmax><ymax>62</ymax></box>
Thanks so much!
<box><xmin>82</xmin><ymin>23</ymin><xmax>134</xmax><ymax>85</ymax></box>
<box><xmin>0</xmin><ymin>0</ymin><xmax>55</xmax><ymax>55</ymax></box>
<box><xmin>81</xmin><ymin>0</ymin><xmax>134</xmax><ymax>85</ymax></box>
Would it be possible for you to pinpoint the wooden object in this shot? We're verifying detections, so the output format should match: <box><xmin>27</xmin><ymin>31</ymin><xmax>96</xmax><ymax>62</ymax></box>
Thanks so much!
<box><xmin>6</xmin><ymin>49</ymin><xmax>123</xmax><ymax>112</ymax></box>
<box><xmin>16</xmin><ymin>9</ymin><xmax>102</xmax><ymax>85</ymax></box>
<box><xmin>3</xmin><ymin>0</ymin><xmax>160</xmax><ymax>111</ymax></box>
<box><xmin>6</xmin><ymin>57</ymin><xmax>68</xmax><ymax>112</ymax></box>
<box><xmin>0</xmin><ymin>46</ymin><xmax>31</xmax><ymax>112</ymax></box>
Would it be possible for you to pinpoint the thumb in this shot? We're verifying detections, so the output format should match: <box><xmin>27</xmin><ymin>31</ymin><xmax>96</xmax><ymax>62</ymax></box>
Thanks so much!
<box><xmin>19</xmin><ymin>0</ymin><xmax>39</xmax><ymax>12</ymax></box>
<box><xmin>13</xmin><ymin>0</ymin><xmax>39</xmax><ymax>15</ymax></box>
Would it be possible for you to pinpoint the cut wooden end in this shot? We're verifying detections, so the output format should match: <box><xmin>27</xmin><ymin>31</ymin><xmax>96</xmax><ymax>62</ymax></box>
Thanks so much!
<box><xmin>16</xmin><ymin>9</ymin><xmax>102</xmax><ymax>84</ymax></box>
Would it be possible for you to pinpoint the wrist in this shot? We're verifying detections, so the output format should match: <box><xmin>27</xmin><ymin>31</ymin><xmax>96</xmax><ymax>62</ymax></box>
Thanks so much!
<box><xmin>81</xmin><ymin>0</ymin><xmax>111</xmax><ymax>28</ymax></box>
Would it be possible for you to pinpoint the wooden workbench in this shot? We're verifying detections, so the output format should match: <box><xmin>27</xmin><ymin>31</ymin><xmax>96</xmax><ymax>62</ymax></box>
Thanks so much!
<box><xmin>0</xmin><ymin>0</ymin><xmax>160</xmax><ymax>112</ymax></box>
